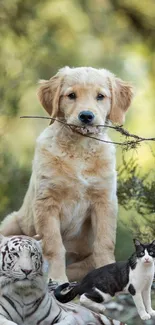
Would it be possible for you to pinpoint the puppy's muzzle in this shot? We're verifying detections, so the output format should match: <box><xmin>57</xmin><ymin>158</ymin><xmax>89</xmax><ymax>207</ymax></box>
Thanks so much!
<box><xmin>78</xmin><ymin>111</ymin><xmax>95</xmax><ymax>124</ymax></box>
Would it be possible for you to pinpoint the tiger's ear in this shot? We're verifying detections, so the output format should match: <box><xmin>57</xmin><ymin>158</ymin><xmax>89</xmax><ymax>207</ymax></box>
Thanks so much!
<box><xmin>37</xmin><ymin>74</ymin><xmax>63</xmax><ymax>123</ymax></box>
<box><xmin>108</xmin><ymin>77</ymin><xmax>134</xmax><ymax>125</ymax></box>
<box><xmin>0</xmin><ymin>234</ymin><xmax>4</xmax><ymax>242</ymax></box>
<box><xmin>0</xmin><ymin>234</ymin><xmax>5</xmax><ymax>247</ymax></box>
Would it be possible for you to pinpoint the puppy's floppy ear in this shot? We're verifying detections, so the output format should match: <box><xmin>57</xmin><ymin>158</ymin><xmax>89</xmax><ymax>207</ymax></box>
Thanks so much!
<box><xmin>108</xmin><ymin>77</ymin><xmax>134</xmax><ymax>125</ymax></box>
<box><xmin>37</xmin><ymin>74</ymin><xmax>63</xmax><ymax>123</ymax></box>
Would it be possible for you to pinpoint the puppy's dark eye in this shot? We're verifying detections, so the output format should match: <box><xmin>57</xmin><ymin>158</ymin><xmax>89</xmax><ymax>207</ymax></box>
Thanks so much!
<box><xmin>96</xmin><ymin>93</ymin><xmax>105</xmax><ymax>101</ymax></box>
<box><xmin>68</xmin><ymin>92</ymin><xmax>76</xmax><ymax>100</ymax></box>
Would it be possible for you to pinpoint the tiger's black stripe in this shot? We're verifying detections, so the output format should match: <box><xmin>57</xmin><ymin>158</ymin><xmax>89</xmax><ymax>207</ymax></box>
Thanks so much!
<box><xmin>51</xmin><ymin>309</ymin><xmax>62</xmax><ymax>324</ymax></box>
<box><xmin>11</xmin><ymin>297</ymin><xmax>23</xmax><ymax>308</ymax></box>
<box><xmin>37</xmin><ymin>300</ymin><xmax>52</xmax><ymax>325</ymax></box>
<box><xmin>0</xmin><ymin>304</ymin><xmax>14</xmax><ymax>321</ymax></box>
<box><xmin>26</xmin><ymin>294</ymin><xmax>46</xmax><ymax>318</ymax></box>
<box><xmin>3</xmin><ymin>295</ymin><xmax>23</xmax><ymax>321</ymax></box>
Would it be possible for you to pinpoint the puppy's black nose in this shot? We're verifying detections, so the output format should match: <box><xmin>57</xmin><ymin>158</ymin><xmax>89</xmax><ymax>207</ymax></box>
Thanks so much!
<box><xmin>78</xmin><ymin>111</ymin><xmax>95</xmax><ymax>124</ymax></box>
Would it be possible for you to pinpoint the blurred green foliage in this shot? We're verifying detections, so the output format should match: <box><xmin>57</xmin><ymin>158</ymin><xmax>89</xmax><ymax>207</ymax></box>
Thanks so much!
<box><xmin>0</xmin><ymin>0</ymin><xmax>155</xmax><ymax>264</ymax></box>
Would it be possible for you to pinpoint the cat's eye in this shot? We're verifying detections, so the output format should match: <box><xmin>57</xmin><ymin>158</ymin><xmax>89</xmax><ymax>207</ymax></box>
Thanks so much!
<box><xmin>140</xmin><ymin>252</ymin><xmax>144</xmax><ymax>256</ymax></box>
<box><xmin>149</xmin><ymin>251</ymin><xmax>154</xmax><ymax>256</ymax></box>
<box><xmin>67</xmin><ymin>92</ymin><xmax>76</xmax><ymax>100</ymax></box>
<box><xmin>96</xmin><ymin>93</ymin><xmax>105</xmax><ymax>101</ymax></box>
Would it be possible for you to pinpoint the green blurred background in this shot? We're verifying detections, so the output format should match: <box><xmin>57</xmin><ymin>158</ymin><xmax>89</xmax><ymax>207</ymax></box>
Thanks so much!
<box><xmin>0</xmin><ymin>0</ymin><xmax>155</xmax><ymax>261</ymax></box>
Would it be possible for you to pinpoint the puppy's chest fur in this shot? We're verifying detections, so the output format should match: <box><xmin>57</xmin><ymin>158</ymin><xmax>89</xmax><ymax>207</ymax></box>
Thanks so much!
<box><xmin>38</xmin><ymin>138</ymin><xmax>116</xmax><ymax>194</ymax></box>
<box><xmin>35</xmin><ymin>133</ymin><xmax>116</xmax><ymax>236</ymax></box>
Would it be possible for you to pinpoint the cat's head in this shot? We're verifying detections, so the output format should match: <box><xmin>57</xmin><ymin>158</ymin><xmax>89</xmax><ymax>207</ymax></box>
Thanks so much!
<box><xmin>133</xmin><ymin>239</ymin><xmax>155</xmax><ymax>265</ymax></box>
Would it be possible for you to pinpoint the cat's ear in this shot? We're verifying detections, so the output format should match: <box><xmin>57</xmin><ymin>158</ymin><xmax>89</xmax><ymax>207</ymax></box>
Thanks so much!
<box><xmin>133</xmin><ymin>238</ymin><xmax>141</xmax><ymax>247</ymax></box>
<box><xmin>151</xmin><ymin>240</ymin><xmax>155</xmax><ymax>246</ymax></box>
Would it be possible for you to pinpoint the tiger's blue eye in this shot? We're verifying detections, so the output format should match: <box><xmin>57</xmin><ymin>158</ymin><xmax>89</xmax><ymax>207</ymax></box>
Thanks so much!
<box><xmin>97</xmin><ymin>93</ymin><xmax>105</xmax><ymax>100</ymax></box>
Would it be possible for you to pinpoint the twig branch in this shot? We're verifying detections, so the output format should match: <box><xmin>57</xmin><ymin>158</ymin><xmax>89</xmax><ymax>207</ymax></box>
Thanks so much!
<box><xmin>20</xmin><ymin>115</ymin><xmax>155</xmax><ymax>150</ymax></box>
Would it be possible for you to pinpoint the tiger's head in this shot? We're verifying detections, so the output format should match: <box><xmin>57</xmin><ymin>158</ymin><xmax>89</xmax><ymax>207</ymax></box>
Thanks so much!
<box><xmin>0</xmin><ymin>235</ymin><xmax>44</xmax><ymax>292</ymax></box>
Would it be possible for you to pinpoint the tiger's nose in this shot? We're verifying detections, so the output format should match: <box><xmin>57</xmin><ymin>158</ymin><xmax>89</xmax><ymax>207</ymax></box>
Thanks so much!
<box><xmin>21</xmin><ymin>268</ymin><xmax>32</xmax><ymax>275</ymax></box>
<box><xmin>78</xmin><ymin>111</ymin><xmax>95</xmax><ymax>124</ymax></box>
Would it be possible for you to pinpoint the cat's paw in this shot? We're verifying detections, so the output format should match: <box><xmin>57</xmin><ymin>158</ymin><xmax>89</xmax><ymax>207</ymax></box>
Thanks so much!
<box><xmin>149</xmin><ymin>309</ymin><xmax>155</xmax><ymax>318</ymax></box>
<box><xmin>140</xmin><ymin>313</ymin><xmax>151</xmax><ymax>320</ymax></box>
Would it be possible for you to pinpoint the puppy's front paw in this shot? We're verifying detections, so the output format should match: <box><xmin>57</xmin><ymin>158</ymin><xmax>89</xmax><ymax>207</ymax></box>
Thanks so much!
<box><xmin>47</xmin><ymin>271</ymin><xmax>68</xmax><ymax>285</ymax></box>
<box><xmin>140</xmin><ymin>313</ymin><xmax>151</xmax><ymax>320</ymax></box>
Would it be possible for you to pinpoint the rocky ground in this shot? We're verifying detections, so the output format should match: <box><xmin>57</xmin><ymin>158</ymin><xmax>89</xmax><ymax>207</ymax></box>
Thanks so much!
<box><xmin>104</xmin><ymin>282</ymin><xmax>155</xmax><ymax>325</ymax></box>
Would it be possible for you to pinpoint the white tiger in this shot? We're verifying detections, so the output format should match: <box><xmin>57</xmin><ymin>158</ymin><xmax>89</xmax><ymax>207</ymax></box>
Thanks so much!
<box><xmin>0</xmin><ymin>234</ymin><xmax>125</xmax><ymax>325</ymax></box>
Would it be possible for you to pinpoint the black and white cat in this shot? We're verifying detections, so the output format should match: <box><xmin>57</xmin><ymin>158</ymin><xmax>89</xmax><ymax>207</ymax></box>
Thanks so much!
<box><xmin>54</xmin><ymin>239</ymin><xmax>155</xmax><ymax>320</ymax></box>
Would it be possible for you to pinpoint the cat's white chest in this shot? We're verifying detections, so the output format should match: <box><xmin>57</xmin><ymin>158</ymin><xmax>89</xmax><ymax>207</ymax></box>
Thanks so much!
<box><xmin>128</xmin><ymin>263</ymin><xmax>154</xmax><ymax>292</ymax></box>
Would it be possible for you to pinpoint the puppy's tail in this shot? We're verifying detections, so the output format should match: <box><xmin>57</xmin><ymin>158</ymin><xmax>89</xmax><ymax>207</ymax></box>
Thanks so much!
<box><xmin>54</xmin><ymin>282</ymin><xmax>80</xmax><ymax>303</ymax></box>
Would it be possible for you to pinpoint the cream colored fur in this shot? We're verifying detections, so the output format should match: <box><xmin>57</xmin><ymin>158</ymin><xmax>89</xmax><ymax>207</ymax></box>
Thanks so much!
<box><xmin>0</xmin><ymin>67</ymin><xmax>133</xmax><ymax>283</ymax></box>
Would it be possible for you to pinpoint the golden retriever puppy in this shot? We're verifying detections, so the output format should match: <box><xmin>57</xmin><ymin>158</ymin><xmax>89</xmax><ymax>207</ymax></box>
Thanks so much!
<box><xmin>0</xmin><ymin>67</ymin><xmax>133</xmax><ymax>283</ymax></box>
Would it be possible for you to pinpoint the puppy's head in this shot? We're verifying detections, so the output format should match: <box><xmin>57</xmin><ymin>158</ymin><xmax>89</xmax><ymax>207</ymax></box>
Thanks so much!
<box><xmin>38</xmin><ymin>67</ymin><xmax>133</xmax><ymax>134</ymax></box>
